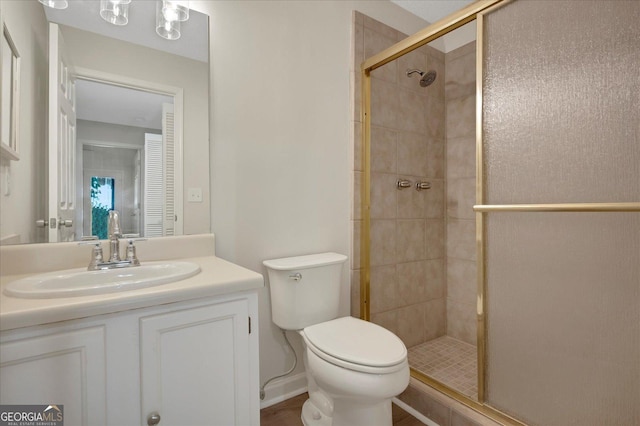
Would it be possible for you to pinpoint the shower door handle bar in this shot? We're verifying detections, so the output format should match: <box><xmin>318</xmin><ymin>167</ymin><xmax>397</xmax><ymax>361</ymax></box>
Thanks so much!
<box><xmin>416</xmin><ymin>181</ymin><xmax>431</xmax><ymax>191</ymax></box>
<box><xmin>397</xmin><ymin>179</ymin><xmax>412</xmax><ymax>189</ymax></box>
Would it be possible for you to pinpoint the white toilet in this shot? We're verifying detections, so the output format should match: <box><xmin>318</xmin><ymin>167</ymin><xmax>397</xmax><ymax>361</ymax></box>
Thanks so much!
<box><xmin>263</xmin><ymin>252</ymin><xmax>409</xmax><ymax>426</ymax></box>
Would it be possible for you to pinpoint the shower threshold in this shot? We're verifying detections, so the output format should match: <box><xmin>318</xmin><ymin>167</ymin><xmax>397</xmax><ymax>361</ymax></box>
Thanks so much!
<box><xmin>408</xmin><ymin>336</ymin><xmax>478</xmax><ymax>400</ymax></box>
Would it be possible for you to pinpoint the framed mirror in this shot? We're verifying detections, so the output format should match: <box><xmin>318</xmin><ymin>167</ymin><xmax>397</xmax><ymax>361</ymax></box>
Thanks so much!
<box><xmin>0</xmin><ymin>0</ymin><xmax>210</xmax><ymax>245</ymax></box>
<box><xmin>0</xmin><ymin>23</ymin><xmax>20</xmax><ymax>161</ymax></box>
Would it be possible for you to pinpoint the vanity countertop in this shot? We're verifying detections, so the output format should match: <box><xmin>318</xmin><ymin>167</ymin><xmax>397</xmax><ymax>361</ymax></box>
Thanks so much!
<box><xmin>0</xmin><ymin>235</ymin><xmax>264</xmax><ymax>332</ymax></box>
<box><xmin>0</xmin><ymin>255</ymin><xmax>263</xmax><ymax>332</ymax></box>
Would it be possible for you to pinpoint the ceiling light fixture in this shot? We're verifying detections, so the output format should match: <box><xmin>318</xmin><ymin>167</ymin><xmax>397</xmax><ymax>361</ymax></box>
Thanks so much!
<box><xmin>162</xmin><ymin>1</ymin><xmax>190</xmax><ymax>23</ymax></box>
<box><xmin>39</xmin><ymin>0</ymin><xmax>191</xmax><ymax>41</ymax></box>
<box><xmin>156</xmin><ymin>1</ymin><xmax>190</xmax><ymax>41</ymax></box>
<box><xmin>100</xmin><ymin>0</ymin><xmax>131</xmax><ymax>26</ymax></box>
<box><xmin>38</xmin><ymin>0</ymin><xmax>69</xmax><ymax>9</ymax></box>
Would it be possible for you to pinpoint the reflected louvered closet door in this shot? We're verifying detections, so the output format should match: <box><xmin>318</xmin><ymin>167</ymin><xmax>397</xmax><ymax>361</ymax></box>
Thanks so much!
<box><xmin>162</xmin><ymin>103</ymin><xmax>175</xmax><ymax>236</ymax></box>
<box><xmin>144</xmin><ymin>134</ymin><xmax>164</xmax><ymax>237</ymax></box>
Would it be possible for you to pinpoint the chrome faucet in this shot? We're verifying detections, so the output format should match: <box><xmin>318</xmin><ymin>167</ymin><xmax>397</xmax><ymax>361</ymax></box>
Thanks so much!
<box><xmin>80</xmin><ymin>210</ymin><xmax>146</xmax><ymax>270</ymax></box>
<box><xmin>108</xmin><ymin>210</ymin><xmax>123</xmax><ymax>262</ymax></box>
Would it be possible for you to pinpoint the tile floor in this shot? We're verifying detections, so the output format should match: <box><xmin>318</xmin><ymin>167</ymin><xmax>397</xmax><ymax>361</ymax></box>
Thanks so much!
<box><xmin>408</xmin><ymin>336</ymin><xmax>478</xmax><ymax>399</ymax></box>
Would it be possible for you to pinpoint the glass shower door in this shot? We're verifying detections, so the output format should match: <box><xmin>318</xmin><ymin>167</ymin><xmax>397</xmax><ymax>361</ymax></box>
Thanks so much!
<box><xmin>480</xmin><ymin>1</ymin><xmax>640</xmax><ymax>424</ymax></box>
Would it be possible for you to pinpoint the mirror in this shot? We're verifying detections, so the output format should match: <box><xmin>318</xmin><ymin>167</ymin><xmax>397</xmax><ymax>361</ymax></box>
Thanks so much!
<box><xmin>0</xmin><ymin>0</ymin><xmax>210</xmax><ymax>245</ymax></box>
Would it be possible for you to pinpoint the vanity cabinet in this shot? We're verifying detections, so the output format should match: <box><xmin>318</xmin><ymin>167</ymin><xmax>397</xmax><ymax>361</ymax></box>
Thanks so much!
<box><xmin>0</xmin><ymin>291</ymin><xmax>259</xmax><ymax>426</ymax></box>
<box><xmin>0</xmin><ymin>326</ymin><xmax>107</xmax><ymax>425</ymax></box>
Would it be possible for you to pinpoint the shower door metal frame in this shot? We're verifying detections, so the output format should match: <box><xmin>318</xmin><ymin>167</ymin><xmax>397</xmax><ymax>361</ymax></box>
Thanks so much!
<box><xmin>360</xmin><ymin>0</ymin><xmax>640</xmax><ymax>424</ymax></box>
<box><xmin>360</xmin><ymin>0</ymin><xmax>510</xmax><ymax>421</ymax></box>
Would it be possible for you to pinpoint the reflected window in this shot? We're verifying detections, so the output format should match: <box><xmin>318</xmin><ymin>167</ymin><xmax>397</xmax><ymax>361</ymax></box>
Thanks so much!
<box><xmin>90</xmin><ymin>176</ymin><xmax>115</xmax><ymax>239</ymax></box>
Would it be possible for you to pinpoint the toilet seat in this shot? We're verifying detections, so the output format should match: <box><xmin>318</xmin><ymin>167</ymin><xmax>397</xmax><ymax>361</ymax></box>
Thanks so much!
<box><xmin>302</xmin><ymin>317</ymin><xmax>407</xmax><ymax>374</ymax></box>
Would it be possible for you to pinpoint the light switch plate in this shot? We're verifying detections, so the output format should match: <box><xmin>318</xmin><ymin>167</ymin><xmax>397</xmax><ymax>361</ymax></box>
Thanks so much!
<box><xmin>187</xmin><ymin>187</ymin><xmax>203</xmax><ymax>203</ymax></box>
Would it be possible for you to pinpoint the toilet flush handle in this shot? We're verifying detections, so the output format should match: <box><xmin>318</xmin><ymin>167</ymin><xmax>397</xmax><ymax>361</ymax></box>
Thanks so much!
<box><xmin>289</xmin><ymin>273</ymin><xmax>302</xmax><ymax>281</ymax></box>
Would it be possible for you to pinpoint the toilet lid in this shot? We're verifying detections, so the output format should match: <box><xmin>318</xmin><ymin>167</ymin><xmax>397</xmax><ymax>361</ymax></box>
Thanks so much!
<box><xmin>303</xmin><ymin>317</ymin><xmax>407</xmax><ymax>368</ymax></box>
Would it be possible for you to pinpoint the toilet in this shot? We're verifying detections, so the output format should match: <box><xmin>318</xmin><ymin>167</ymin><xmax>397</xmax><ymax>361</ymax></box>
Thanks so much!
<box><xmin>263</xmin><ymin>253</ymin><xmax>409</xmax><ymax>426</ymax></box>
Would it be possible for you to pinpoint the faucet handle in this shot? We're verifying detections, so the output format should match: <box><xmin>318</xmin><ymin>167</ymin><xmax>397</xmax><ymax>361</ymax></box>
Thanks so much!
<box><xmin>78</xmin><ymin>241</ymin><xmax>104</xmax><ymax>270</ymax></box>
<box><xmin>124</xmin><ymin>239</ymin><xmax>146</xmax><ymax>266</ymax></box>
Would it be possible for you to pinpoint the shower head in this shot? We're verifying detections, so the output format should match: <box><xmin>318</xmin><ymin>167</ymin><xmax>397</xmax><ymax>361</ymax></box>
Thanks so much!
<box><xmin>406</xmin><ymin>69</ymin><xmax>437</xmax><ymax>88</ymax></box>
<box><xmin>420</xmin><ymin>70</ymin><xmax>437</xmax><ymax>87</ymax></box>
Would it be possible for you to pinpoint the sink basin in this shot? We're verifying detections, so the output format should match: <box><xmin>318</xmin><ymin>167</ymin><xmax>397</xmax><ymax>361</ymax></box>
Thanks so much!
<box><xmin>3</xmin><ymin>261</ymin><xmax>201</xmax><ymax>299</ymax></box>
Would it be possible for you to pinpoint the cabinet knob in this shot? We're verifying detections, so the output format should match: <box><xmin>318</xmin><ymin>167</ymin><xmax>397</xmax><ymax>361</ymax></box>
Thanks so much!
<box><xmin>147</xmin><ymin>412</ymin><xmax>161</xmax><ymax>425</ymax></box>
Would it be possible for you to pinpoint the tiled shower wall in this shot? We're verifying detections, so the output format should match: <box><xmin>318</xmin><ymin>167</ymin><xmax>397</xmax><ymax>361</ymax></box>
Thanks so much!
<box><xmin>351</xmin><ymin>12</ymin><xmax>447</xmax><ymax>348</ymax></box>
<box><xmin>351</xmin><ymin>13</ymin><xmax>477</xmax><ymax>348</ymax></box>
<box><xmin>444</xmin><ymin>42</ymin><xmax>477</xmax><ymax>345</ymax></box>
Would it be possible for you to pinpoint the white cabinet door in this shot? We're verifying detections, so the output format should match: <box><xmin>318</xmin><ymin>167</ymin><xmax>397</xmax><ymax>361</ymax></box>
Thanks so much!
<box><xmin>139</xmin><ymin>299</ymin><xmax>252</xmax><ymax>426</ymax></box>
<box><xmin>0</xmin><ymin>326</ymin><xmax>107</xmax><ymax>426</ymax></box>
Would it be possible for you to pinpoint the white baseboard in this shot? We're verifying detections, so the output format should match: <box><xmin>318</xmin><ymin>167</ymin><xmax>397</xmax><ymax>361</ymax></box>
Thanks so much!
<box><xmin>260</xmin><ymin>372</ymin><xmax>308</xmax><ymax>409</ymax></box>
<box><xmin>392</xmin><ymin>397</ymin><xmax>439</xmax><ymax>426</ymax></box>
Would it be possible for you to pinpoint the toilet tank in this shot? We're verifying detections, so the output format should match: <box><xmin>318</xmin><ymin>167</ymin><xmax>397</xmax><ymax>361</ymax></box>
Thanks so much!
<box><xmin>263</xmin><ymin>252</ymin><xmax>348</xmax><ymax>330</ymax></box>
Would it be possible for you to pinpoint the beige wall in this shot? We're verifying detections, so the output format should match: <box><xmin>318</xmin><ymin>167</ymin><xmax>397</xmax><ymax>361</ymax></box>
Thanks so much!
<box><xmin>60</xmin><ymin>25</ymin><xmax>210</xmax><ymax>235</ymax></box>
<box><xmin>445</xmin><ymin>42</ymin><xmax>476</xmax><ymax>345</ymax></box>
<box><xmin>200</xmin><ymin>0</ymin><xmax>429</xmax><ymax>404</ymax></box>
<box><xmin>0</xmin><ymin>1</ymin><xmax>48</xmax><ymax>244</ymax></box>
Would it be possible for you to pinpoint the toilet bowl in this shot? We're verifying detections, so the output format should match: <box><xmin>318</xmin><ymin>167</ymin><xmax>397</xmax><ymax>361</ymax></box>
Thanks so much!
<box><xmin>300</xmin><ymin>317</ymin><xmax>409</xmax><ymax>426</ymax></box>
<box><xmin>263</xmin><ymin>253</ymin><xmax>409</xmax><ymax>426</ymax></box>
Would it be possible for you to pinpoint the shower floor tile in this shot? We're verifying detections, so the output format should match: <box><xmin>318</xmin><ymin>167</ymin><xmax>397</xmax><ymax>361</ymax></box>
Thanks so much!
<box><xmin>408</xmin><ymin>336</ymin><xmax>478</xmax><ymax>400</ymax></box>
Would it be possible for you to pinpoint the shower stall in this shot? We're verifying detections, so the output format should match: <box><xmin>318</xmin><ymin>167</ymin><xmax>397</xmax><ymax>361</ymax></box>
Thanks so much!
<box><xmin>351</xmin><ymin>1</ymin><xmax>639</xmax><ymax>425</ymax></box>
